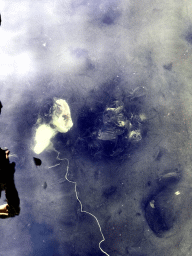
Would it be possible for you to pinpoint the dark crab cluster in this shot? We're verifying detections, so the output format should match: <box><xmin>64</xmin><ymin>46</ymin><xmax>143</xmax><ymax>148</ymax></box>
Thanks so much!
<box><xmin>75</xmin><ymin>94</ymin><xmax>147</xmax><ymax>159</ymax></box>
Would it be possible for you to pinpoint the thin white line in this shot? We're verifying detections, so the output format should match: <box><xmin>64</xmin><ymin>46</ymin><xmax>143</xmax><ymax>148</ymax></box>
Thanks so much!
<box><xmin>53</xmin><ymin>148</ymin><xmax>65</xmax><ymax>160</ymax></box>
<box><xmin>64</xmin><ymin>158</ymin><xmax>110</xmax><ymax>256</ymax></box>
<box><xmin>9</xmin><ymin>154</ymin><xmax>18</xmax><ymax>158</ymax></box>
<box><xmin>48</xmin><ymin>163</ymin><xmax>61</xmax><ymax>169</ymax></box>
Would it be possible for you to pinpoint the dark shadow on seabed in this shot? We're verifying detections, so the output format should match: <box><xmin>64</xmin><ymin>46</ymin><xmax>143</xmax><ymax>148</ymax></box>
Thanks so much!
<box><xmin>0</xmin><ymin>146</ymin><xmax>20</xmax><ymax>218</ymax></box>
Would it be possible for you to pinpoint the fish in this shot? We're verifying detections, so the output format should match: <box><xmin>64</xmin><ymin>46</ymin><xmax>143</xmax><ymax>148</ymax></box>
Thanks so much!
<box><xmin>42</xmin><ymin>182</ymin><xmax>47</xmax><ymax>189</ymax></box>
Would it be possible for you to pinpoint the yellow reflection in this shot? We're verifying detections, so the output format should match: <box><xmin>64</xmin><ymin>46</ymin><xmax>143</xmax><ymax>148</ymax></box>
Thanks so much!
<box><xmin>33</xmin><ymin>99</ymin><xmax>73</xmax><ymax>154</ymax></box>
<box><xmin>51</xmin><ymin>98</ymin><xmax>73</xmax><ymax>133</ymax></box>
<box><xmin>33</xmin><ymin>124</ymin><xmax>56</xmax><ymax>154</ymax></box>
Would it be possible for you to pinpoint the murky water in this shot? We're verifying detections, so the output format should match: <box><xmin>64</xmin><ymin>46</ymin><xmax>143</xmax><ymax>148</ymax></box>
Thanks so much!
<box><xmin>1</xmin><ymin>1</ymin><xmax>192</xmax><ymax>255</ymax></box>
